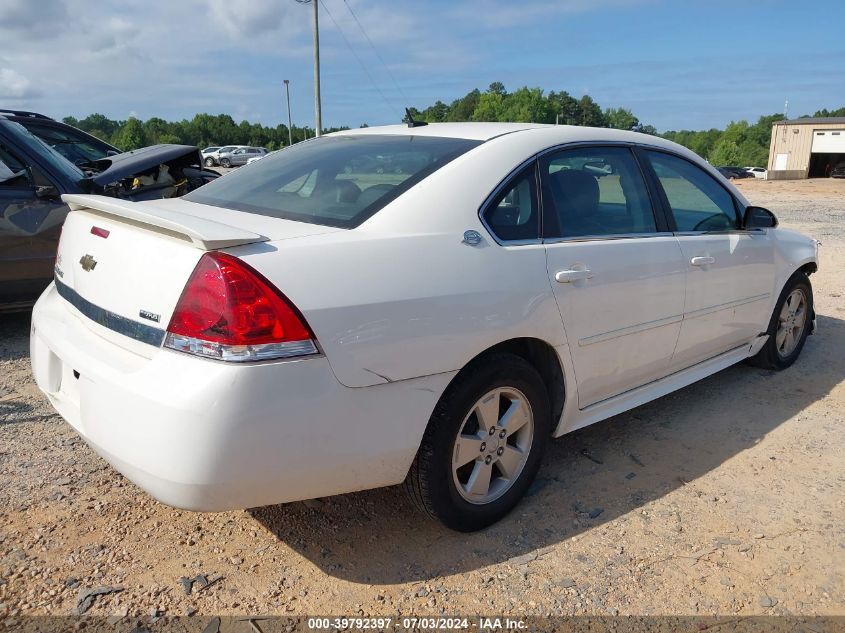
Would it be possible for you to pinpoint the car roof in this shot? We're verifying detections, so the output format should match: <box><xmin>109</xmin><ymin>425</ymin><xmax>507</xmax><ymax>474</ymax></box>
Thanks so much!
<box><xmin>0</xmin><ymin>109</ymin><xmax>53</xmax><ymax>120</ymax></box>
<box><xmin>330</xmin><ymin>122</ymin><xmax>705</xmax><ymax>160</ymax></box>
<box><xmin>331</xmin><ymin>122</ymin><xmax>546</xmax><ymax>141</ymax></box>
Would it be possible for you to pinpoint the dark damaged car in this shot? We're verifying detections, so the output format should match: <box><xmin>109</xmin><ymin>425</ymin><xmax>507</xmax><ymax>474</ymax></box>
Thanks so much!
<box><xmin>0</xmin><ymin>113</ymin><xmax>217</xmax><ymax>311</ymax></box>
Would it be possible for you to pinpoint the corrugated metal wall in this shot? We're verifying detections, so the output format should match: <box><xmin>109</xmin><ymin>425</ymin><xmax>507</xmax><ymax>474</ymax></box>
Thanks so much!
<box><xmin>768</xmin><ymin>122</ymin><xmax>845</xmax><ymax>178</ymax></box>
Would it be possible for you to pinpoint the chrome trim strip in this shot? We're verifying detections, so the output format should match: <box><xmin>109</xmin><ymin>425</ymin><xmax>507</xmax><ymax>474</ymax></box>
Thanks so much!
<box><xmin>578</xmin><ymin>313</ymin><xmax>683</xmax><ymax>347</ymax></box>
<box><xmin>685</xmin><ymin>293</ymin><xmax>771</xmax><ymax>320</ymax></box>
<box><xmin>544</xmin><ymin>231</ymin><xmax>674</xmax><ymax>245</ymax></box>
<box><xmin>54</xmin><ymin>277</ymin><xmax>165</xmax><ymax>347</ymax></box>
<box><xmin>673</xmin><ymin>229</ymin><xmax>767</xmax><ymax>236</ymax></box>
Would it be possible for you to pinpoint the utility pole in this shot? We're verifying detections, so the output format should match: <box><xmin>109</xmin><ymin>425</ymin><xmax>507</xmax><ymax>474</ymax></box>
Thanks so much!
<box><xmin>295</xmin><ymin>0</ymin><xmax>322</xmax><ymax>136</ymax></box>
<box><xmin>283</xmin><ymin>79</ymin><xmax>293</xmax><ymax>147</ymax></box>
<box><xmin>311</xmin><ymin>0</ymin><xmax>322</xmax><ymax>136</ymax></box>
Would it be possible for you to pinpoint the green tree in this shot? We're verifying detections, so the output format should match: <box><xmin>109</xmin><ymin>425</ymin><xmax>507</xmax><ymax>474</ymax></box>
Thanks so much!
<box><xmin>814</xmin><ymin>107</ymin><xmax>845</xmax><ymax>117</ymax></box>
<box><xmin>471</xmin><ymin>91</ymin><xmax>506</xmax><ymax>121</ymax></box>
<box><xmin>75</xmin><ymin>113</ymin><xmax>121</xmax><ymax>138</ymax></box>
<box><xmin>421</xmin><ymin>100</ymin><xmax>449</xmax><ymax>122</ymax></box>
<box><xmin>487</xmin><ymin>81</ymin><xmax>506</xmax><ymax>96</ymax></box>
<box><xmin>501</xmin><ymin>87</ymin><xmax>551</xmax><ymax>123</ymax></box>
<box><xmin>709</xmin><ymin>139</ymin><xmax>741</xmax><ymax>166</ymax></box>
<box><xmin>547</xmin><ymin>90</ymin><xmax>580</xmax><ymax>125</ymax></box>
<box><xmin>578</xmin><ymin>95</ymin><xmax>605</xmax><ymax>127</ymax></box>
<box><xmin>445</xmin><ymin>89</ymin><xmax>480</xmax><ymax>121</ymax></box>
<box><xmin>143</xmin><ymin>117</ymin><xmax>170</xmax><ymax>144</ymax></box>
<box><xmin>634</xmin><ymin>124</ymin><xmax>657</xmax><ymax>135</ymax></box>
<box><xmin>113</xmin><ymin>117</ymin><xmax>147</xmax><ymax>151</ymax></box>
<box><xmin>605</xmin><ymin>107</ymin><xmax>639</xmax><ymax>131</ymax></box>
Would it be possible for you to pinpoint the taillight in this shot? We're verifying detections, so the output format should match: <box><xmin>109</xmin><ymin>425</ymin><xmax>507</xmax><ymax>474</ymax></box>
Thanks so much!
<box><xmin>164</xmin><ymin>252</ymin><xmax>318</xmax><ymax>362</ymax></box>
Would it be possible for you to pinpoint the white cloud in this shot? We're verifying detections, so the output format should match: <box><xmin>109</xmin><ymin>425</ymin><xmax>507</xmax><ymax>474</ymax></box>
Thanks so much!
<box><xmin>0</xmin><ymin>68</ymin><xmax>39</xmax><ymax>99</ymax></box>
<box><xmin>208</xmin><ymin>0</ymin><xmax>299</xmax><ymax>38</ymax></box>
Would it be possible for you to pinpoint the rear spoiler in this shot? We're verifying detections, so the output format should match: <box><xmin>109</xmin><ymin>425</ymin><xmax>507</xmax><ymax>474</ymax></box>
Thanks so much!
<box><xmin>62</xmin><ymin>194</ymin><xmax>268</xmax><ymax>250</ymax></box>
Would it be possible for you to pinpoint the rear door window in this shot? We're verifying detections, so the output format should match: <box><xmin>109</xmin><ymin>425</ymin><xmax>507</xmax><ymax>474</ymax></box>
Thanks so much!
<box><xmin>185</xmin><ymin>135</ymin><xmax>481</xmax><ymax>228</ymax></box>
<box><xmin>540</xmin><ymin>146</ymin><xmax>657</xmax><ymax>239</ymax></box>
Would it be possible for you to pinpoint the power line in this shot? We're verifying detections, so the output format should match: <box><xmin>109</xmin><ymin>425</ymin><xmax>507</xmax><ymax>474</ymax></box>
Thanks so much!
<box><xmin>341</xmin><ymin>0</ymin><xmax>410</xmax><ymax>105</ymax></box>
<box><xmin>318</xmin><ymin>0</ymin><xmax>402</xmax><ymax>120</ymax></box>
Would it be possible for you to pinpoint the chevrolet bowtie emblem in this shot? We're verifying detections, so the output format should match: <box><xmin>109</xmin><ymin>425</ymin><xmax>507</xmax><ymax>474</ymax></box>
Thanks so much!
<box><xmin>79</xmin><ymin>254</ymin><xmax>97</xmax><ymax>272</ymax></box>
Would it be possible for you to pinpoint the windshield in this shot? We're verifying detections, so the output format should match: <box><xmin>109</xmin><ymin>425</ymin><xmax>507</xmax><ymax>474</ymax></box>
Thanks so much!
<box><xmin>184</xmin><ymin>134</ymin><xmax>482</xmax><ymax>228</ymax></box>
<box><xmin>21</xmin><ymin>121</ymin><xmax>112</xmax><ymax>165</ymax></box>
<box><xmin>0</xmin><ymin>119</ymin><xmax>85</xmax><ymax>183</ymax></box>
<box><xmin>24</xmin><ymin>123</ymin><xmax>108</xmax><ymax>165</ymax></box>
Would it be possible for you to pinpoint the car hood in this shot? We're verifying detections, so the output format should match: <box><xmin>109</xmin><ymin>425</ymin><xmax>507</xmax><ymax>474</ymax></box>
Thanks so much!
<box><xmin>89</xmin><ymin>144</ymin><xmax>202</xmax><ymax>185</ymax></box>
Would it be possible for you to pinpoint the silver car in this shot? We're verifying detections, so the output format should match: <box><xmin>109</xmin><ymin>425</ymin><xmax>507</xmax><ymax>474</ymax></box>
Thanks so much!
<box><xmin>204</xmin><ymin>145</ymin><xmax>247</xmax><ymax>167</ymax></box>
<box><xmin>218</xmin><ymin>146</ymin><xmax>268</xmax><ymax>167</ymax></box>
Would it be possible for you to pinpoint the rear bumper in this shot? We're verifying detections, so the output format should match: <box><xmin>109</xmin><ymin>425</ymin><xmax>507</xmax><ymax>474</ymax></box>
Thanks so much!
<box><xmin>30</xmin><ymin>282</ymin><xmax>454</xmax><ymax>511</ymax></box>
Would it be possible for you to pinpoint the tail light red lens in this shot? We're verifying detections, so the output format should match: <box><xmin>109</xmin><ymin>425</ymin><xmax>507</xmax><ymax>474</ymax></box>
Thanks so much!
<box><xmin>164</xmin><ymin>252</ymin><xmax>317</xmax><ymax>362</ymax></box>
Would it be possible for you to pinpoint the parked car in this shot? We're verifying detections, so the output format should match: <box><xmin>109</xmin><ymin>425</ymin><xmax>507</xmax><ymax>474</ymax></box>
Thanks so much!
<box><xmin>745</xmin><ymin>166</ymin><xmax>767</xmax><ymax>179</ymax></box>
<box><xmin>217</xmin><ymin>146</ymin><xmax>268</xmax><ymax>167</ymax></box>
<box><xmin>717</xmin><ymin>166</ymin><xmax>753</xmax><ymax>180</ymax></box>
<box><xmin>1</xmin><ymin>109</ymin><xmax>120</xmax><ymax>166</ymax></box>
<box><xmin>203</xmin><ymin>145</ymin><xmax>247</xmax><ymax>167</ymax></box>
<box><xmin>0</xmin><ymin>113</ymin><xmax>217</xmax><ymax>311</ymax></box>
<box><xmin>830</xmin><ymin>161</ymin><xmax>845</xmax><ymax>178</ymax></box>
<box><xmin>30</xmin><ymin>123</ymin><xmax>818</xmax><ymax>531</ymax></box>
<box><xmin>201</xmin><ymin>147</ymin><xmax>221</xmax><ymax>160</ymax></box>
<box><xmin>6</xmin><ymin>110</ymin><xmax>220</xmax><ymax>185</ymax></box>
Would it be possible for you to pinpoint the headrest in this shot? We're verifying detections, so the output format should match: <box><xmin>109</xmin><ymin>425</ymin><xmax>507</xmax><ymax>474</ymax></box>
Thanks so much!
<box><xmin>549</xmin><ymin>170</ymin><xmax>599</xmax><ymax>214</ymax></box>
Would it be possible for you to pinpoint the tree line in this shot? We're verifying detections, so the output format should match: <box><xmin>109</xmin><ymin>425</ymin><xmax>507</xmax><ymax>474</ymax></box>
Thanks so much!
<box><xmin>405</xmin><ymin>82</ymin><xmax>657</xmax><ymax>135</ymax></box>
<box><xmin>661</xmin><ymin>106</ymin><xmax>845</xmax><ymax>167</ymax></box>
<box><xmin>62</xmin><ymin>112</ymin><xmax>347</xmax><ymax>153</ymax></box>
<box><xmin>64</xmin><ymin>85</ymin><xmax>845</xmax><ymax>168</ymax></box>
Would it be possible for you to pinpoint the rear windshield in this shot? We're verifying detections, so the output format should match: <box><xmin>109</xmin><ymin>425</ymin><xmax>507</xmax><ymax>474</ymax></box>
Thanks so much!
<box><xmin>184</xmin><ymin>134</ymin><xmax>482</xmax><ymax>228</ymax></box>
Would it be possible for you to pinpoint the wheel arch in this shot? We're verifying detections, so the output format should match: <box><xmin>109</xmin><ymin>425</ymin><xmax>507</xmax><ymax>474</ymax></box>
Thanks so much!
<box><xmin>798</xmin><ymin>261</ymin><xmax>817</xmax><ymax>276</ymax></box>
<box><xmin>445</xmin><ymin>337</ymin><xmax>566</xmax><ymax>434</ymax></box>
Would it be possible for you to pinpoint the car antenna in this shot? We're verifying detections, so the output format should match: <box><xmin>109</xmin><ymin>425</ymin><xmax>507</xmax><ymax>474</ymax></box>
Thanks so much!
<box><xmin>405</xmin><ymin>108</ymin><xmax>428</xmax><ymax>128</ymax></box>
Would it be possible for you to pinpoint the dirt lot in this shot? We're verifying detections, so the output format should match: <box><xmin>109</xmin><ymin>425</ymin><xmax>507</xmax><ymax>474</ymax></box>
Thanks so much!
<box><xmin>0</xmin><ymin>178</ymin><xmax>843</xmax><ymax>621</ymax></box>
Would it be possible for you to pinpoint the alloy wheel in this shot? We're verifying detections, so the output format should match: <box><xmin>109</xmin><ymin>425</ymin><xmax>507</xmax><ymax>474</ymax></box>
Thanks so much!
<box><xmin>776</xmin><ymin>288</ymin><xmax>807</xmax><ymax>357</ymax></box>
<box><xmin>451</xmin><ymin>387</ymin><xmax>534</xmax><ymax>505</ymax></box>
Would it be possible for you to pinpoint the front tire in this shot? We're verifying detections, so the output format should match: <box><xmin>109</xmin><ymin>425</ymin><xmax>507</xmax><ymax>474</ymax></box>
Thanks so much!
<box><xmin>220</xmin><ymin>158</ymin><xmax>231</xmax><ymax>168</ymax></box>
<box><xmin>405</xmin><ymin>353</ymin><xmax>551</xmax><ymax>532</ymax></box>
<box><xmin>748</xmin><ymin>272</ymin><xmax>813</xmax><ymax>369</ymax></box>
<box><xmin>204</xmin><ymin>157</ymin><xmax>215</xmax><ymax>167</ymax></box>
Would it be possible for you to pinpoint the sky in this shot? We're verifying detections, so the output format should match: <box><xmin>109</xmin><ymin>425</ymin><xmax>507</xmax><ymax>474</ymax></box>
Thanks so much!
<box><xmin>1</xmin><ymin>0</ymin><xmax>844</xmax><ymax>132</ymax></box>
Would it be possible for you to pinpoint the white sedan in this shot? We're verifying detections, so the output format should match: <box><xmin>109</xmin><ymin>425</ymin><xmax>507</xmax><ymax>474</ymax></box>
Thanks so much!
<box><xmin>30</xmin><ymin>123</ymin><xmax>818</xmax><ymax>531</ymax></box>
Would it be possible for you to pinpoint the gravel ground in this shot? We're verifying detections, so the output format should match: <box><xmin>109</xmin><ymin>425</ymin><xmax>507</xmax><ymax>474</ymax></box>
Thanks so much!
<box><xmin>0</xmin><ymin>179</ymin><xmax>843</xmax><ymax>622</ymax></box>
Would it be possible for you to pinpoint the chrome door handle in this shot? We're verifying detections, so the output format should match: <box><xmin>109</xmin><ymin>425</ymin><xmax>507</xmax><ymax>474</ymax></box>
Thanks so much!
<box><xmin>555</xmin><ymin>268</ymin><xmax>594</xmax><ymax>283</ymax></box>
<box><xmin>690</xmin><ymin>256</ymin><xmax>715</xmax><ymax>266</ymax></box>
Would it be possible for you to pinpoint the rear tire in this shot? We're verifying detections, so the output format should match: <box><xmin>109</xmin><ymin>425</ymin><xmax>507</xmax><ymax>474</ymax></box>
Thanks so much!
<box><xmin>405</xmin><ymin>353</ymin><xmax>551</xmax><ymax>532</ymax></box>
<box><xmin>748</xmin><ymin>272</ymin><xmax>813</xmax><ymax>369</ymax></box>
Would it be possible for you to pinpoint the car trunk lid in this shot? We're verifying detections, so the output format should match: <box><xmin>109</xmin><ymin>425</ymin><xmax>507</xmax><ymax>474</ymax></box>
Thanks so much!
<box><xmin>56</xmin><ymin>194</ymin><xmax>281</xmax><ymax>356</ymax></box>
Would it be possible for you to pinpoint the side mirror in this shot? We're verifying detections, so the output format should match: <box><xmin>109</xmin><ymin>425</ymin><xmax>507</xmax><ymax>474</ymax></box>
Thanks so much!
<box><xmin>35</xmin><ymin>184</ymin><xmax>61</xmax><ymax>200</ymax></box>
<box><xmin>743</xmin><ymin>206</ymin><xmax>777</xmax><ymax>229</ymax></box>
